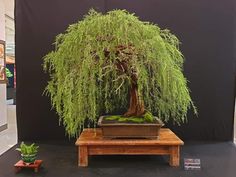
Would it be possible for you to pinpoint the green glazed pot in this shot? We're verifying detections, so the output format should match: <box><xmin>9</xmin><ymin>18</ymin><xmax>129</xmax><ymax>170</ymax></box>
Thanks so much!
<box><xmin>21</xmin><ymin>154</ymin><xmax>37</xmax><ymax>164</ymax></box>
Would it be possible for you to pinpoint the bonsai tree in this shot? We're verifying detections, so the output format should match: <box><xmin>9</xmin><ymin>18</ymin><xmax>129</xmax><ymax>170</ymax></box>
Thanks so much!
<box><xmin>44</xmin><ymin>10</ymin><xmax>197</xmax><ymax>137</ymax></box>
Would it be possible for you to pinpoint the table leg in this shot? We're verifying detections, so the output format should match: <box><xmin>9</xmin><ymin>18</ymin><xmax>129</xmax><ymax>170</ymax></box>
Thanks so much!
<box><xmin>169</xmin><ymin>145</ymin><xmax>180</xmax><ymax>166</ymax></box>
<box><xmin>34</xmin><ymin>167</ymin><xmax>38</xmax><ymax>172</ymax></box>
<box><xmin>79</xmin><ymin>146</ymin><xmax>88</xmax><ymax>167</ymax></box>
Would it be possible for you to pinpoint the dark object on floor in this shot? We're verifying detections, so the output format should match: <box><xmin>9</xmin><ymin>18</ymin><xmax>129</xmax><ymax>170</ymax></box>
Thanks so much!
<box><xmin>14</xmin><ymin>160</ymin><xmax>43</xmax><ymax>173</ymax></box>
<box><xmin>76</xmin><ymin>128</ymin><xmax>183</xmax><ymax>167</ymax></box>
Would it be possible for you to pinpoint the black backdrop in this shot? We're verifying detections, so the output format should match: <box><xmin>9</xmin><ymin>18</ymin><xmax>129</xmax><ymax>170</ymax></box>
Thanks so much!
<box><xmin>15</xmin><ymin>0</ymin><xmax>235</xmax><ymax>141</ymax></box>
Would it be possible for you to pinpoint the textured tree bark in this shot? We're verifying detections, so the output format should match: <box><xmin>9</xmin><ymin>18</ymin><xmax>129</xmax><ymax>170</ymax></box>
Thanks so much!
<box><xmin>113</xmin><ymin>44</ymin><xmax>145</xmax><ymax>117</ymax></box>
<box><xmin>124</xmin><ymin>83</ymin><xmax>145</xmax><ymax>117</ymax></box>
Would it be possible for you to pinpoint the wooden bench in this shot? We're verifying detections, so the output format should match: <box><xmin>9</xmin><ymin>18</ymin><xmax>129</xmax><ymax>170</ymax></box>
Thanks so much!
<box><xmin>75</xmin><ymin>128</ymin><xmax>184</xmax><ymax>167</ymax></box>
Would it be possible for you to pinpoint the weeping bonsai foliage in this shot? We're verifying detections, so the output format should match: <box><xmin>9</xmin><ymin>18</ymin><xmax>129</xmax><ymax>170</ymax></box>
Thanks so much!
<box><xmin>43</xmin><ymin>9</ymin><xmax>197</xmax><ymax>137</ymax></box>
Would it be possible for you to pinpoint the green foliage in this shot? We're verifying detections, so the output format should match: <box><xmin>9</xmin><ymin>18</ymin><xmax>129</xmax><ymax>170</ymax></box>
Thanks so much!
<box><xmin>105</xmin><ymin>115</ymin><xmax>145</xmax><ymax>123</ymax></box>
<box><xmin>143</xmin><ymin>111</ymin><xmax>154</xmax><ymax>122</ymax></box>
<box><xmin>16</xmin><ymin>142</ymin><xmax>39</xmax><ymax>155</ymax></box>
<box><xmin>6</xmin><ymin>68</ymin><xmax>13</xmax><ymax>78</ymax></box>
<box><xmin>43</xmin><ymin>9</ymin><xmax>197</xmax><ymax>137</ymax></box>
<box><xmin>105</xmin><ymin>111</ymin><xmax>155</xmax><ymax>123</ymax></box>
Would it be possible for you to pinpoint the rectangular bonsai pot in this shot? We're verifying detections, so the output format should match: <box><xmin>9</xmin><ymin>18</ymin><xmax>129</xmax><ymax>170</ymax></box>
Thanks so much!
<box><xmin>98</xmin><ymin>116</ymin><xmax>164</xmax><ymax>139</ymax></box>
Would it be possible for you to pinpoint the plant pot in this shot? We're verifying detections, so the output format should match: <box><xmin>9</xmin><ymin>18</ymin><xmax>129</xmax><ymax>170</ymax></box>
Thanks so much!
<box><xmin>98</xmin><ymin>116</ymin><xmax>164</xmax><ymax>139</ymax></box>
<box><xmin>21</xmin><ymin>154</ymin><xmax>37</xmax><ymax>164</ymax></box>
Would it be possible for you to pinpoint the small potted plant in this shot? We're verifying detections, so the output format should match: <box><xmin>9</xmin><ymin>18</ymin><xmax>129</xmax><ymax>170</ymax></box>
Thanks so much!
<box><xmin>16</xmin><ymin>142</ymin><xmax>39</xmax><ymax>164</ymax></box>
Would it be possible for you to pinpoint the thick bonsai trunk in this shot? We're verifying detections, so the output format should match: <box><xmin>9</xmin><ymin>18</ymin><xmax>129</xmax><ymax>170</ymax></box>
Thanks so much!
<box><xmin>113</xmin><ymin>44</ymin><xmax>145</xmax><ymax>117</ymax></box>
<box><xmin>124</xmin><ymin>83</ymin><xmax>145</xmax><ymax>117</ymax></box>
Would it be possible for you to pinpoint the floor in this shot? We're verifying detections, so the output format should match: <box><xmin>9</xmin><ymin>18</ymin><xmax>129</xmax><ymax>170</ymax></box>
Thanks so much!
<box><xmin>0</xmin><ymin>141</ymin><xmax>236</xmax><ymax>177</ymax></box>
<box><xmin>234</xmin><ymin>122</ymin><xmax>236</xmax><ymax>144</ymax></box>
<box><xmin>0</xmin><ymin>104</ymin><xmax>17</xmax><ymax>155</ymax></box>
<box><xmin>234</xmin><ymin>100</ymin><xmax>236</xmax><ymax>144</ymax></box>
<box><xmin>0</xmin><ymin>97</ymin><xmax>235</xmax><ymax>176</ymax></box>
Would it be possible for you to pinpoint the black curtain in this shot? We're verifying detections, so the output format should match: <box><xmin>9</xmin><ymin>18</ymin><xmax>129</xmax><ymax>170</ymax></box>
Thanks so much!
<box><xmin>15</xmin><ymin>0</ymin><xmax>235</xmax><ymax>141</ymax></box>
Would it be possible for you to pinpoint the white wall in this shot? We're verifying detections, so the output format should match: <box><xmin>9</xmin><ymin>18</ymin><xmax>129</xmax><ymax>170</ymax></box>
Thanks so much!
<box><xmin>3</xmin><ymin>0</ymin><xmax>14</xmax><ymax>18</ymax></box>
<box><xmin>0</xmin><ymin>0</ymin><xmax>7</xmax><ymax>130</ymax></box>
<box><xmin>0</xmin><ymin>85</ymin><xmax>7</xmax><ymax>127</ymax></box>
<box><xmin>0</xmin><ymin>0</ymin><xmax>5</xmax><ymax>39</ymax></box>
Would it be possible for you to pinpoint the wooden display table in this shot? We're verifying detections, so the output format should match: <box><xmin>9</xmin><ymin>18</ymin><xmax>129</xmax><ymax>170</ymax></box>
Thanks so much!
<box><xmin>14</xmin><ymin>160</ymin><xmax>43</xmax><ymax>173</ymax></box>
<box><xmin>75</xmin><ymin>128</ymin><xmax>184</xmax><ymax>167</ymax></box>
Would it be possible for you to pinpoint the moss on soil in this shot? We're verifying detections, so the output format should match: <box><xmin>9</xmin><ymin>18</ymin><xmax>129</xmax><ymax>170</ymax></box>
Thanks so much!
<box><xmin>105</xmin><ymin>111</ymin><xmax>155</xmax><ymax>123</ymax></box>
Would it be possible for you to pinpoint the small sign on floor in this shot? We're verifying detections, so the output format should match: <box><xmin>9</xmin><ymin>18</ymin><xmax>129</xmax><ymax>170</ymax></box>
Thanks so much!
<box><xmin>184</xmin><ymin>158</ymin><xmax>201</xmax><ymax>170</ymax></box>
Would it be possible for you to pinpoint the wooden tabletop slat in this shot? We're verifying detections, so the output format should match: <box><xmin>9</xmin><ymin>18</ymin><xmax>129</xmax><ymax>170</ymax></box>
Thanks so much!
<box><xmin>76</xmin><ymin>128</ymin><xmax>184</xmax><ymax>146</ymax></box>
